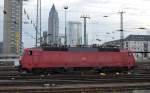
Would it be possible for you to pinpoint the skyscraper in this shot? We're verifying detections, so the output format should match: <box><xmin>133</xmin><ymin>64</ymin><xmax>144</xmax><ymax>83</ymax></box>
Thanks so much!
<box><xmin>48</xmin><ymin>4</ymin><xmax>59</xmax><ymax>45</ymax></box>
<box><xmin>67</xmin><ymin>21</ymin><xmax>82</xmax><ymax>46</ymax></box>
<box><xmin>3</xmin><ymin>0</ymin><xmax>23</xmax><ymax>54</ymax></box>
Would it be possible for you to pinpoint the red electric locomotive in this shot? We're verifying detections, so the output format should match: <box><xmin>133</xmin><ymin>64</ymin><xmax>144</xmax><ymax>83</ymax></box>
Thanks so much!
<box><xmin>19</xmin><ymin>46</ymin><xmax>136</xmax><ymax>73</ymax></box>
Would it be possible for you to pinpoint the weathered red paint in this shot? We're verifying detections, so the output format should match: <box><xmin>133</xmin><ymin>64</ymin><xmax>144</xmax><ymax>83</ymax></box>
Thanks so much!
<box><xmin>20</xmin><ymin>48</ymin><xmax>136</xmax><ymax>70</ymax></box>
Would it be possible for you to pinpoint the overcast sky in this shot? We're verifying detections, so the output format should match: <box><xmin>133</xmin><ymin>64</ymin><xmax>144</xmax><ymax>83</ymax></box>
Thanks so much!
<box><xmin>1</xmin><ymin>0</ymin><xmax>150</xmax><ymax>48</ymax></box>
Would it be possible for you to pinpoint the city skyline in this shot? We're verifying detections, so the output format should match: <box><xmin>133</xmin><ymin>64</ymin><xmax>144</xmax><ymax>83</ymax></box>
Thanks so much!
<box><xmin>1</xmin><ymin>0</ymin><xmax>150</xmax><ymax>47</ymax></box>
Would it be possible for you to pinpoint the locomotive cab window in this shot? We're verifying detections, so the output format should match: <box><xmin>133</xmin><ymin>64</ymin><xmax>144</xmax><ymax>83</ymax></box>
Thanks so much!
<box><xmin>128</xmin><ymin>52</ymin><xmax>132</xmax><ymax>56</ymax></box>
<box><xmin>29</xmin><ymin>50</ymin><xmax>32</xmax><ymax>55</ymax></box>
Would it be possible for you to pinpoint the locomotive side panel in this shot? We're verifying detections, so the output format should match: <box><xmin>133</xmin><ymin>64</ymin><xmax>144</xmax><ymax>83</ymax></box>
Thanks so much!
<box><xmin>20</xmin><ymin>48</ymin><xmax>136</xmax><ymax>71</ymax></box>
<box><xmin>31</xmin><ymin>51</ymin><xmax>135</xmax><ymax>68</ymax></box>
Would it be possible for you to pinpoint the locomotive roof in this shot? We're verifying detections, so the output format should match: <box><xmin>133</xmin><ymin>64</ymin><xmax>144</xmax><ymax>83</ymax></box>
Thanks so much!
<box><xmin>41</xmin><ymin>45</ymin><xmax>120</xmax><ymax>52</ymax></box>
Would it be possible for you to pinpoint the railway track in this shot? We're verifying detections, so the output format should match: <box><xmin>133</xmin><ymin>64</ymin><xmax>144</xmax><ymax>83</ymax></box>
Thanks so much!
<box><xmin>0</xmin><ymin>63</ymin><xmax>150</xmax><ymax>81</ymax></box>
<box><xmin>0</xmin><ymin>75</ymin><xmax>149</xmax><ymax>92</ymax></box>
<box><xmin>0</xmin><ymin>66</ymin><xmax>18</xmax><ymax>70</ymax></box>
<box><xmin>0</xmin><ymin>82</ymin><xmax>150</xmax><ymax>93</ymax></box>
<box><xmin>0</xmin><ymin>74</ymin><xmax>150</xmax><ymax>80</ymax></box>
<box><xmin>0</xmin><ymin>76</ymin><xmax>150</xmax><ymax>86</ymax></box>
<box><xmin>0</xmin><ymin>62</ymin><xmax>150</xmax><ymax>92</ymax></box>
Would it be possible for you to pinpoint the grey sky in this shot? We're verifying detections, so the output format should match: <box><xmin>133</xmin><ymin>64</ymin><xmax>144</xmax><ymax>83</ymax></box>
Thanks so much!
<box><xmin>1</xmin><ymin>0</ymin><xmax>150</xmax><ymax>47</ymax></box>
<box><xmin>0</xmin><ymin>0</ymin><xmax>3</xmax><ymax>42</ymax></box>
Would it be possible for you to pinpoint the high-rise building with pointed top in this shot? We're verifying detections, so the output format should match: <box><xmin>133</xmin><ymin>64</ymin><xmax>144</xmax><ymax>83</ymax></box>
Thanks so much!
<box><xmin>48</xmin><ymin>4</ymin><xmax>59</xmax><ymax>45</ymax></box>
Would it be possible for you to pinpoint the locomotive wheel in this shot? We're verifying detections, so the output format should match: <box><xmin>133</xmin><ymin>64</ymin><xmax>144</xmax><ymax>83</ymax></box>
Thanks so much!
<box><xmin>32</xmin><ymin>68</ymin><xmax>46</xmax><ymax>74</ymax></box>
<box><xmin>18</xmin><ymin>65</ymin><xmax>31</xmax><ymax>75</ymax></box>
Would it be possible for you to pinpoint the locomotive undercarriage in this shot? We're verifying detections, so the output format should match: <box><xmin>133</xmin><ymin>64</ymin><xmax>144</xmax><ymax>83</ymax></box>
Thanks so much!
<box><xmin>20</xmin><ymin>66</ymin><xmax>132</xmax><ymax>75</ymax></box>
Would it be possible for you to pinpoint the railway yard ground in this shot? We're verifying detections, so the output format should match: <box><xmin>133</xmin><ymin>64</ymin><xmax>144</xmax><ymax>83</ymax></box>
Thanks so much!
<box><xmin>0</xmin><ymin>62</ymin><xmax>150</xmax><ymax>93</ymax></box>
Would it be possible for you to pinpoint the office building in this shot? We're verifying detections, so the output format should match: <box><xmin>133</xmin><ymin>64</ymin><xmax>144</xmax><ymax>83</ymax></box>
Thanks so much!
<box><xmin>67</xmin><ymin>21</ymin><xmax>82</xmax><ymax>46</ymax></box>
<box><xmin>3</xmin><ymin>0</ymin><xmax>23</xmax><ymax>54</ymax></box>
<box><xmin>48</xmin><ymin>4</ymin><xmax>59</xmax><ymax>45</ymax></box>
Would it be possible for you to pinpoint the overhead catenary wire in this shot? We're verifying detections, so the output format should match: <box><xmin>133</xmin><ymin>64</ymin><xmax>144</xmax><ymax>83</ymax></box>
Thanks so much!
<box><xmin>23</xmin><ymin>8</ymin><xmax>38</xmax><ymax>41</ymax></box>
<box><xmin>15</xmin><ymin>2</ymin><xmax>150</xmax><ymax>46</ymax></box>
<box><xmin>23</xmin><ymin>0</ymin><xmax>42</xmax><ymax>47</ymax></box>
